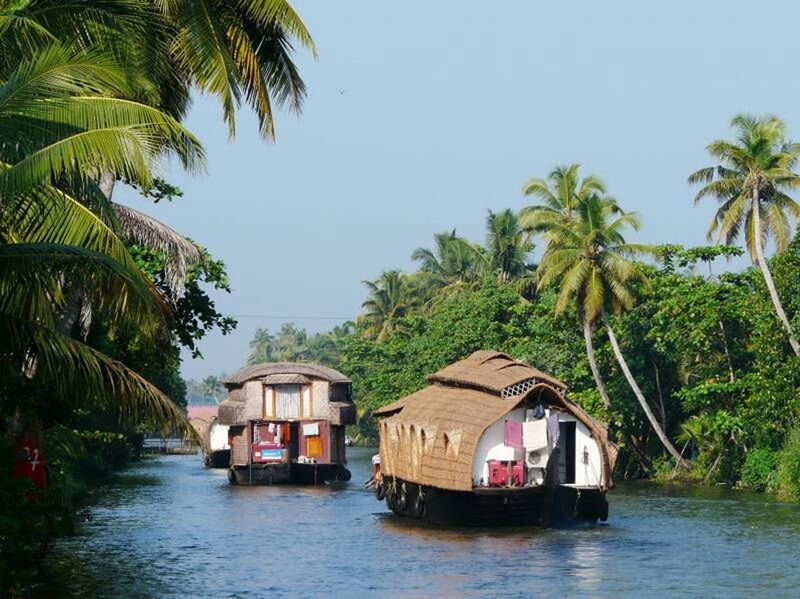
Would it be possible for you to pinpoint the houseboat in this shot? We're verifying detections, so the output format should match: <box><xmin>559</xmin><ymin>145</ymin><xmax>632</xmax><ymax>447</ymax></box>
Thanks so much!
<box><xmin>188</xmin><ymin>405</ymin><xmax>230</xmax><ymax>468</ymax></box>
<box><xmin>372</xmin><ymin>351</ymin><xmax>618</xmax><ymax>527</ymax></box>
<box><xmin>217</xmin><ymin>362</ymin><xmax>356</xmax><ymax>485</ymax></box>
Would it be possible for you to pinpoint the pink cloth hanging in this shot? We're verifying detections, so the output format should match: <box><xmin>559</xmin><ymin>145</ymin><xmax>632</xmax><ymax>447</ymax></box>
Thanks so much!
<box><xmin>504</xmin><ymin>420</ymin><xmax>523</xmax><ymax>449</ymax></box>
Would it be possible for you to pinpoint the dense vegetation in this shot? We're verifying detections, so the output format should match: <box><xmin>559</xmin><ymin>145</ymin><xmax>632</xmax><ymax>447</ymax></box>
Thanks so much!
<box><xmin>0</xmin><ymin>0</ymin><xmax>313</xmax><ymax>591</ymax></box>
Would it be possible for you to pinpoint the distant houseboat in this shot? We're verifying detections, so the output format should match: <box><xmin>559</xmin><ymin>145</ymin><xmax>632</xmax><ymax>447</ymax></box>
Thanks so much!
<box><xmin>217</xmin><ymin>363</ymin><xmax>356</xmax><ymax>485</ymax></box>
<box><xmin>372</xmin><ymin>351</ymin><xmax>618</xmax><ymax>527</ymax></box>
<box><xmin>188</xmin><ymin>405</ymin><xmax>230</xmax><ymax>468</ymax></box>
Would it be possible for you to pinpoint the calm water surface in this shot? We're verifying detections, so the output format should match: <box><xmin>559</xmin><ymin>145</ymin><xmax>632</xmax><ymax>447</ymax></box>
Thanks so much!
<box><xmin>41</xmin><ymin>448</ymin><xmax>800</xmax><ymax>598</ymax></box>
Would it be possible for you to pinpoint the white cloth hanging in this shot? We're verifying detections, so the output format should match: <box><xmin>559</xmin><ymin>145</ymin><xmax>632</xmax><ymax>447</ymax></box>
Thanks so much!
<box><xmin>523</xmin><ymin>420</ymin><xmax>548</xmax><ymax>451</ymax></box>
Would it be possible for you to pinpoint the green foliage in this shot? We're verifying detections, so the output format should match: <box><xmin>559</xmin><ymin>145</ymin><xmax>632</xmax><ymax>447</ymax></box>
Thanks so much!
<box><xmin>741</xmin><ymin>448</ymin><xmax>777</xmax><ymax>491</ymax></box>
<box><xmin>772</xmin><ymin>428</ymin><xmax>800</xmax><ymax>501</ymax></box>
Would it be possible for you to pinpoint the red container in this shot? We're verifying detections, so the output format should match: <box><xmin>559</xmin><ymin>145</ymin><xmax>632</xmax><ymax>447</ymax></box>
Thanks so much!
<box><xmin>511</xmin><ymin>460</ymin><xmax>525</xmax><ymax>486</ymax></box>
<box><xmin>488</xmin><ymin>460</ymin><xmax>507</xmax><ymax>486</ymax></box>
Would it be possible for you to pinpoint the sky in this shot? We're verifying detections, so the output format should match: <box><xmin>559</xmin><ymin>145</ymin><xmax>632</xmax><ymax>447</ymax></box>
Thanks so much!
<box><xmin>115</xmin><ymin>0</ymin><xmax>800</xmax><ymax>380</ymax></box>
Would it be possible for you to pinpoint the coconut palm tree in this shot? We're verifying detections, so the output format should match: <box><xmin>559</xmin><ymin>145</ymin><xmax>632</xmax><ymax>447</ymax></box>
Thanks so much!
<box><xmin>537</xmin><ymin>195</ymin><xmax>688</xmax><ymax>466</ymax></box>
<box><xmin>689</xmin><ymin>114</ymin><xmax>800</xmax><ymax>356</ymax></box>
<box><xmin>1</xmin><ymin>0</ymin><xmax>315</xmax><ymax>141</ymax></box>
<box><xmin>520</xmin><ymin>164</ymin><xmax>606</xmax><ymax>235</ymax></box>
<box><xmin>247</xmin><ymin>327</ymin><xmax>275</xmax><ymax>365</ymax></box>
<box><xmin>359</xmin><ymin>271</ymin><xmax>416</xmax><ymax>341</ymax></box>
<box><xmin>522</xmin><ymin>166</ymin><xmax>615</xmax><ymax>409</ymax></box>
<box><xmin>412</xmin><ymin>230</ymin><xmax>481</xmax><ymax>287</ymax></box>
<box><xmin>484</xmin><ymin>209</ymin><xmax>534</xmax><ymax>281</ymax></box>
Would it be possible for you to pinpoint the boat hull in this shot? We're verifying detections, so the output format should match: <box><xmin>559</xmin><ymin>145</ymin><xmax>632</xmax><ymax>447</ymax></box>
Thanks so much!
<box><xmin>229</xmin><ymin>462</ymin><xmax>351</xmax><ymax>486</ymax></box>
<box><xmin>379</xmin><ymin>476</ymin><xmax>608</xmax><ymax>527</ymax></box>
<box><xmin>204</xmin><ymin>449</ymin><xmax>231</xmax><ymax>469</ymax></box>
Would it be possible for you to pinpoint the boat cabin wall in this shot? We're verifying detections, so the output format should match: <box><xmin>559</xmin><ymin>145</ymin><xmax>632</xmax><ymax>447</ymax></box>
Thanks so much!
<box><xmin>471</xmin><ymin>408</ymin><xmax>603</xmax><ymax>488</ymax></box>
<box><xmin>209</xmin><ymin>422</ymin><xmax>230</xmax><ymax>452</ymax></box>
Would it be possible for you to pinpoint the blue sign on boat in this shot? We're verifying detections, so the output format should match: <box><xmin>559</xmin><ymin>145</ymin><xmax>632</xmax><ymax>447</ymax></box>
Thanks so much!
<box><xmin>261</xmin><ymin>449</ymin><xmax>282</xmax><ymax>461</ymax></box>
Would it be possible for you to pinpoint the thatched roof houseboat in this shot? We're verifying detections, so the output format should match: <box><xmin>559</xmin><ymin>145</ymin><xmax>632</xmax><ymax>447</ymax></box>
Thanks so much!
<box><xmin>372</xmin><ymin>351</ymin><xmax>618</xmax><ymax>527</ymax></box>
<box><xmin>188</xmin><ymin>407</ymin><xmax>230</xmax><ymax>468</ymax></box>
<box><xmin>217</xmin><ymin>362</ymin><xmax>356</xmax><ymax>485</ymax></box>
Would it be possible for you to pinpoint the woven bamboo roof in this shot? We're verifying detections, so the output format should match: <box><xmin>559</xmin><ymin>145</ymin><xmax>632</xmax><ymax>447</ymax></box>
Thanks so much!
<box><xmin>224</xmin><ymin>362</ymin><xmax>351</xmax><ymax>386</ymax></box>
<box><xmin>262</xmin><ymin>373</ymin><xmax>312</xmax><ymax>385</ymax></box>
<box><xmin>375</xmin><ymin>350</ymin><xmax>617</xmax><ymax>492</ymax></box>
<box><xmin>427</xmin><ymin>350</ymin><xmax>566</xmax><ymax>394</ymax></box>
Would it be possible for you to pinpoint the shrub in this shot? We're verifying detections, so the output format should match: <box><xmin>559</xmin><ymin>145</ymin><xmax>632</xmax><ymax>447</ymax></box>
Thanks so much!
<box><xmin>741</xmin><ymin>448</ymin><xmax>777</xmax><ymax>491</ymax></box>
<box><xmin>772</xmin><ymin>428</ymin><xmax>800</xmax><ymax>501</ymax></box>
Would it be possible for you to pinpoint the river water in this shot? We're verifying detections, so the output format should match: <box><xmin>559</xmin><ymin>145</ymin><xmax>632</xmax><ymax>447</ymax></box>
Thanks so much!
<box><xmin>40</xmin><ymin>448</ymin><xmax>800</xmax><ymax>598</ymax></box>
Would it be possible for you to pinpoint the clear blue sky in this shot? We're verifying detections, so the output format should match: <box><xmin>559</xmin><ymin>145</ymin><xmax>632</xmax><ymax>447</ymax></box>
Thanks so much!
<box><xmin>116</xmin><ymin>1</ymin><xmax>800</xmax><ymax>380</ymax></box>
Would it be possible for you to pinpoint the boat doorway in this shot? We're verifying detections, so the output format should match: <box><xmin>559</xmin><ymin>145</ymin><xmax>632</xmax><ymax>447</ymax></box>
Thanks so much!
<box><xmin>559</xmin><ymin>421</ymin><xmax>576</xmax><ymax>484</ymax></box>
<box><xmin>289</xmin><ymin>423</ymin><xmax>300</xmax><ymax>461</ymax></box>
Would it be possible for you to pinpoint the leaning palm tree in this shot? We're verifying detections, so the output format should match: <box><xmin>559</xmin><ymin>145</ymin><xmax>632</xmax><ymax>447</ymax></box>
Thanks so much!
<box><xmin>537</xmin><ymin>195</ymin><xmax>688</xmax><ymax>466</ymax></box>
<box><xmin>689</xmin><ymin>114</ymin><xmax>800</xmax><ymax>356</ymax></box>
<box><xmin>358</xmin><ymin>271</ymin><xmax>415</xmax><ymax>341</ymax></box>
<box><xmin>521</xmin><ymin>164</ymin><xmax>606</xmax><ymax>236</ymax></box>
<box><xmin>522</xmin><ymin>167</ymin><xmax>616</xmax><ymax>408</ymax></box>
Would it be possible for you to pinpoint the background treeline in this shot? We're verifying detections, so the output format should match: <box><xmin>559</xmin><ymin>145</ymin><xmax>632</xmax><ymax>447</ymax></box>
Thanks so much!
<box><xmin>249</xmin><ymin>129</ymin><xmax>800</xmax><ymax>501</ymax></box>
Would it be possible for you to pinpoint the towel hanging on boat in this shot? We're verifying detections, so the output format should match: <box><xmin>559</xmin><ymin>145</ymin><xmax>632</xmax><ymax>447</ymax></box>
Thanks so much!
<box><xmin>504</xmin><ymin>420</ymin><xmax>523</xmax><ymax>449</ymax></box>
<box><xmin>547</xmin><ymin>414</ymin><xmax>560</xmax><ymax>446</ymax></box>
<box><xmin>523</xmin><ymin>419</ymin><xmax>548</xmax><ymax>451</ymax></box>
<box><xmin>302</xmin><ymin>422</ymin><xmax>319</xmax><ymax>436</ymax></box>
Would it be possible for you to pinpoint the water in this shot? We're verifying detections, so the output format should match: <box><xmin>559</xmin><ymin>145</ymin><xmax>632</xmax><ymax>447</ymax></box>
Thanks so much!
<box><xmin>40</xmin><ymin>448</ymin><xmax>800</xmax><ymax>598</ymax></box>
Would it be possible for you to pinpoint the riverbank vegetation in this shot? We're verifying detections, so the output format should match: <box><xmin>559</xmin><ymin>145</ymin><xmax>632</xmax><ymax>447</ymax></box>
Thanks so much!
<box><xmin>0</xmin><ymin>0</ymin><xmax>313</xmax><ymax>591</ymax></box>
<box><xmin>248</xmin><ymin>117</ymin><xmax>800</xmax><ymax>502</ymax></box>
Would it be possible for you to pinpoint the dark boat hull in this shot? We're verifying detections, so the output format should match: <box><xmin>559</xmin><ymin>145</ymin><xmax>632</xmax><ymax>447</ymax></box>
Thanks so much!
<box><xmin>379</xmin><ymin>476</ymin><xmax>608</xmax><ymax>527</ymax></box>
<box><xmin>229</xmin><ymin>463</ymin><xmax>351</xmax><ymax>486</ymax></box>
<box><xmin>204</xmin><ymin>449</ymin><xmax>231</xmax><ymax>469</ymax></box>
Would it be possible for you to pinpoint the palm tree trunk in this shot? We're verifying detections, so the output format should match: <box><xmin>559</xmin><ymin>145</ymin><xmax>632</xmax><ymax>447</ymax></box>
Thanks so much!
<box><xmin>602</xmin><ymin>312</ymin><xmax>689</xmax><ymax>468</ymax></box>
<box><xmin>751</xmin><ymin>187</ymin><xmax>800</xmax><ymax>356</ymax></box>
<box><xmin>582</xmin><ymin>312</ymin><xmax>612</xmax><ymax>409</ymax></box>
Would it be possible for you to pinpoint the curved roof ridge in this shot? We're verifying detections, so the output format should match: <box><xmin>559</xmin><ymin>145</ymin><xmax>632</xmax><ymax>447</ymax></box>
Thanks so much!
<box><xmin>427</xmin><ymin>350</ymin><xmax>566</xmax><ymax>394</ymax></box>
<box><xmin>224</xmin><ymin>362</ymin><xmax>351</xmax><ymax>385</ymax></box>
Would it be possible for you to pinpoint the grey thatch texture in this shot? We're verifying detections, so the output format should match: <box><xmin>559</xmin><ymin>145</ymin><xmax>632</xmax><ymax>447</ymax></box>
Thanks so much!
<box><xmin>224</xmin><ymin>363</ymin><xmax>351</xmax><ymax>386</ymax></box>
<box><xmin>262</xmin><ymin>373</ymin><xmax>312</xmax><ymax>385</ymax></box>
<box><xmin>189</xmin><ymin>416</ymin><xmax>214</xmax><ymax>452</ymax></box>
<box><xmin>375</xmin><ymin>350</ymin><xmax>618</xmax><ymax>492</ymax></box>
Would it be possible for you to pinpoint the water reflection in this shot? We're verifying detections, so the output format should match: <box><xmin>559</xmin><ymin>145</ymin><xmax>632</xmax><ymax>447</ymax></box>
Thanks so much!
<box><xmin>39</xmin><ymin>448</ymin><xmax>800</xmax><ymax>598</ymax></box>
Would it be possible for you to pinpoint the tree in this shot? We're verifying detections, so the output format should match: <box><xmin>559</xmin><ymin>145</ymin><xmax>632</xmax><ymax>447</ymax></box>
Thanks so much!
<box><xmin>522</xmin><ymin>166</ymin><xmax>616</xmax><ymax>409</ymax></box>
<box><xmin>536</xmin><ymin>195</ymin><xmax>689</xmax><ymax>466</ymax></box>
<box><xmin>248</xmin><ymin>328</ymin><xmax>275</xmax><ymax>365</ymax></box>
<box><xmin>358</xmin><ymin>271</ymin><xmax>418</xmax><ymax>341</ymax></box>
<box><xmin>521</xmin><ymin>164</ymin><xmax>606</xmax><ymax>235</ymax></box>
<box><xmin>412</xmin><ymin>230</ymin><xmax>481</xmax><ymax>289</ymax></box>
<box><xmin>201</xmin><ymin>375</ymin><xmax>223</xmax><ymax>403</ymax></box>
<box><xmin>689</xmin><ymin>114</ymin><xmax>800</xmax><ymax>356</ymax></box>
<box><xmin>483</xmin><ymin>209</ymin><xmax>534</xmax><ymax>282</ymax></box>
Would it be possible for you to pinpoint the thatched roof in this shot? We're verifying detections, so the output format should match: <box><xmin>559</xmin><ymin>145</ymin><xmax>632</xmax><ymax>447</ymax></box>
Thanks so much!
<box><xmin>375</xmin><ymin>350</ymin><xmax>617</xmax><ymax>492</ymax></box>
<box><xmin>426</xmin><ymin>350</ymin><xmax>566</xmax><ymax>396</ymax></box>
<box><xmin>262</xmin><ymin>373</ymin><xmax>311</xmax><ymax>385</ymax></box>
<box><xmin>189</xmin><ymin>416</ymin><xmax>214</xmax><ymax>451</ymax></box>
<box><xmin>224</xmin><ymin>363</ymin><xmax>351</xmax><ymax>386</ymax></box>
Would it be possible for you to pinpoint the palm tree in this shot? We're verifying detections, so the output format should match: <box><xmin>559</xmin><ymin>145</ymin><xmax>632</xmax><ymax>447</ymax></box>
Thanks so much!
<box><xmin>201</xmin><ymin>375</ymin><xmax>223</xmax><ymax>403</ymax></box>
<box><xmin>1</xmin><ymin>0</ymin><xmax>315</xmax><ymax>141</ymax></box>
<box><xmin>359</xmin><ymin>271</ymin><xmax>416</xmax><ymax>341</ymax></box>
<box><xmin>484</xmin><ymin>209</ymin><xmax>534</xmax><ymax>281</ymax></box>
<box><xmin>537</xmin><ymin>195</ymin><xmax>688</xmax><ymax>466</ymax></box>
<box><xmin>689</xmin><ymin>114</ymin><xmax>800</xmax><ymax>356</ymax></box>
<box><xmin>521</xmin><ymin>164</ymin><xmax>606</xmax><ymax>235</ymax></box>
<box><xmin>412</xmin><ymin>230</ymin><xmax>481</xmax><ymax>288</ymax></box>
<box><xmin>0</xmin><ymin>40</ymin><xmax>205</xmax><ymax>437</ymax></box>
<box><xmin>247</xmin><ymin>327</ymin><xmax>275</xmax><ymax>365</ymax></box>
<box><xmin>522</xmin><ymin>166</ymin><xmax>614</xmax><ymax>408</ymax></box>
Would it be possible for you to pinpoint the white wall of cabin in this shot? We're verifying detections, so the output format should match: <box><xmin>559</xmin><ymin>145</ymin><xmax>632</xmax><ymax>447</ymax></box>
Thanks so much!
<box><xmin>209</xmin><ymin>422</ymin><xmax>230</xmax><ymax>451</ymax></box>
<box><xmin>471</xmin><ymin>408</ymin><xmax>603</xmax><ymax>488</ymax></box>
